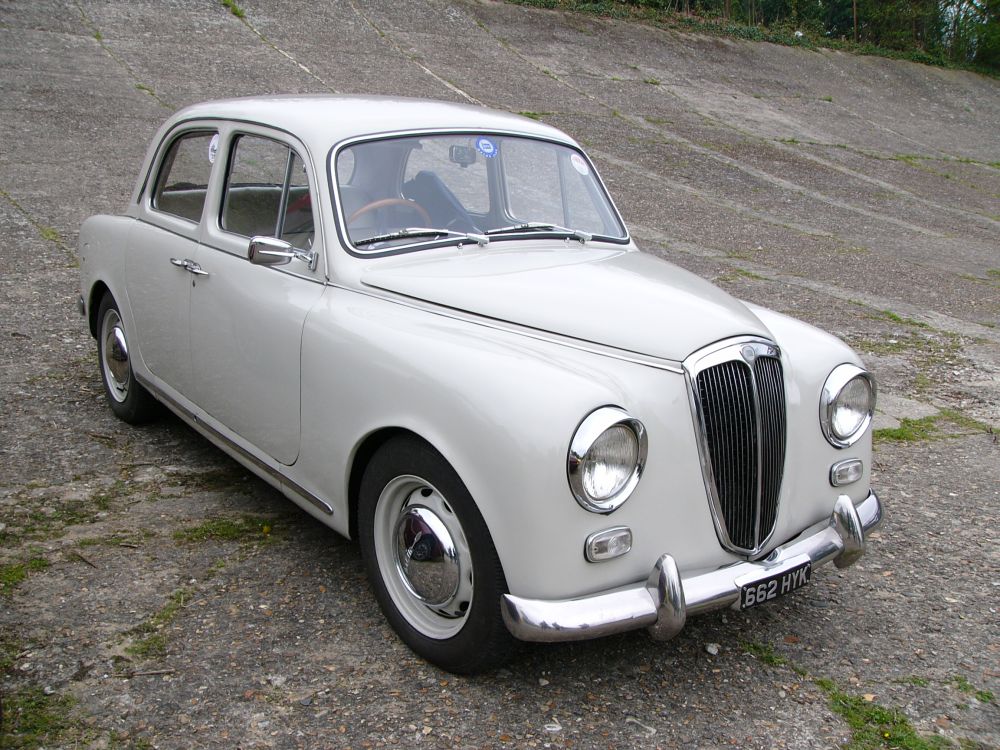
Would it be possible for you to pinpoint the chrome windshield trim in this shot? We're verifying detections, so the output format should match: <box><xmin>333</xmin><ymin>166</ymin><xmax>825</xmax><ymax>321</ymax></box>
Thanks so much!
<box><xmin>501</xmin><ymin>490</ymin><xmax>882</xmax><ymax>643</ymax></box>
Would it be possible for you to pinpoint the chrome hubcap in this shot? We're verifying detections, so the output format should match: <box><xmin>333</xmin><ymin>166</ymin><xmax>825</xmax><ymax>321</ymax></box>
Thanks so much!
<box><xmin>101</xmin><ymin>309</ymin><xmax>130</xmax><ymax>402</ymax></box>
<box><xmin>394</xmin><ymin>506</ymin><xmax>460</xmax><ymax>606</ymax></box>
<box><xmin>374</xmin><ymin>476</ymin><xmax>473</xmax><ymax>639</ymax></box>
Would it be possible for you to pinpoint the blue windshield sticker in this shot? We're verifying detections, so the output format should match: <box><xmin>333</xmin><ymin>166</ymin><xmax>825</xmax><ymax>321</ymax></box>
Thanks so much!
<box><xmin>475</xmin><ymin>137</ymin><xmax>498</xmax><ymax>158</ymax></box>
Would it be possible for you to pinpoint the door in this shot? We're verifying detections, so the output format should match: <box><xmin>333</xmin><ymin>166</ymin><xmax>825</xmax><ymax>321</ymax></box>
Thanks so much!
<box><xmin>126</xmin><ymin>129</ymin><xmax>218</xmax><ymax>395</ymax></box>
<box><xmin>189</xmin><ymin>132</ymin><xmax>325</xmax><ymax>466</ymax></box>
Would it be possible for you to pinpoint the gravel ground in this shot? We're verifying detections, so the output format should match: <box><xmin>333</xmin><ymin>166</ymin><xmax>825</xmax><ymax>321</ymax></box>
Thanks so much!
<box><xmin>0</xmin><ymin>1</ymin><xmax>997</xmax><ymax>748</ymax></box>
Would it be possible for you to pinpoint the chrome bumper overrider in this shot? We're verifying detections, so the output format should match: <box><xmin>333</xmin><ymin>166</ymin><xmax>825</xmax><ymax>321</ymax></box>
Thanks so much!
<box><xmin>501</xmin><ymin>491</ymin><xmax>882</xmax><ymax>643</ymax></box>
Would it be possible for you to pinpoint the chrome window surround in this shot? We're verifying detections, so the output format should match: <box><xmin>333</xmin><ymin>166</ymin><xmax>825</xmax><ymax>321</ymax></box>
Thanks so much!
<box><xmin>683</xmin><ymin>337</ymin><xmax>786</xmax><ymax>558</ymax></box>
<box><xmin>819</xmin><ymin>364</ymin><xmax>876</xmax><ymax>448</ymax></box>
<box><xmin>567</xmin><ymin>407</ymin><xmax>648</xmax><ymax>514</ymax></box>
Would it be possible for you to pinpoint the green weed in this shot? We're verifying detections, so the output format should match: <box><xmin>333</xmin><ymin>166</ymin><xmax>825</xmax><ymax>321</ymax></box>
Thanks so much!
<box><xmin>221</xmin><ymin>0</ymin><xmax>245</xmax><ymax>18</ymax></box>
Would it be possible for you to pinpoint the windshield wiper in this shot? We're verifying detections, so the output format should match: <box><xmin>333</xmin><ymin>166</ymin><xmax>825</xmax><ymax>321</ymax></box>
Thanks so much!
<box><xmin>484</xmin><ymin>222</ymin><xmax>593</xmax><ymax>243</ymax></box>
<box><xmin>353</xmin><ymin>227</ymin><xmax>489</xmax><ymax>247</ymax></box>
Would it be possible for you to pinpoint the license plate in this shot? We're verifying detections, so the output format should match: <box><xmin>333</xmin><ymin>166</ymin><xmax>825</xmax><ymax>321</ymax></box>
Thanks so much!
<box><xmin>739</xmin><ymin>561</ymin><xmax>811</xmax><ymax>610</ymax></box>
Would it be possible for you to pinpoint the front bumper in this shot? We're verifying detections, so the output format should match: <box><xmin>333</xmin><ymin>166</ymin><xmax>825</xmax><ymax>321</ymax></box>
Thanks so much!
<box><xmin>501</xmin><ymin>490</ymin><xmax>882</xmax><ymax>643</ymax></box>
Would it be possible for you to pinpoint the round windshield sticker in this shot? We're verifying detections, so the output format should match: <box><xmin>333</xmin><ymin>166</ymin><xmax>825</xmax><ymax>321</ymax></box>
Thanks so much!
<box><xmin>475</xmin><ymin>137</ymin><xmax>498</xmax><ymax>158</ymax></box>
<box><xmin>570</xmin><ymin>153</ymin><xmax>589</xmax><ymax>176</ymax></box>
<box><xmin>208</xmin><ymin>133</ymin><xmax>219</xmax><ymax>164</ymax></box>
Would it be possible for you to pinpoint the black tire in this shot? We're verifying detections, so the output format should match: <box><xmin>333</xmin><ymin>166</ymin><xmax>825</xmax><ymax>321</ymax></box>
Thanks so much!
<box><xmin>96</xmin><ymin>294</ymin><xmax>159</xmax><ymax>424</ymax></box>
<box><xmin>358</xmin><ymin>435</ymin><xmax>515</xmax><ymax>674</ymax></box>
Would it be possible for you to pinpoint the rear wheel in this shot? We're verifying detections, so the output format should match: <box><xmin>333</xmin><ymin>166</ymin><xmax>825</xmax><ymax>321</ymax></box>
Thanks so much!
<box><xmin>358</xmin><ymin>435</ymin><xmax>515</xmax><ymax>674</ymax></box>
<box><xmin>96</xmin><ymin>294</ymin><xmax>159</xmax><ymax>424</ymax></box>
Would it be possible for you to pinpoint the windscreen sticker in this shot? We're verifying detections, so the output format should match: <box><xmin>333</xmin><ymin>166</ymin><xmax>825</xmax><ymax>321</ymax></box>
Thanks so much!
<box><xmin>208</xmin><ymin>133</ymin><xmax>219</xmax><ymax>164</ymax></box>
<box><xmin>570</xmin><ymin>153</ymin><xmax>589</xmax><ymax>176</ymax></box>
<box><xmin>475</xmin><ymin>136</ymin><xmax>498</xmax><ymax>158</ymax></box>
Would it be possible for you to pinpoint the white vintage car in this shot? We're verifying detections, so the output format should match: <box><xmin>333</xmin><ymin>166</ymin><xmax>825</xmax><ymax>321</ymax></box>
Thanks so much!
<box><xmin>78</xmin><ymin>96</ymin><xmax>881</xmax><ymax>674</ymax></box>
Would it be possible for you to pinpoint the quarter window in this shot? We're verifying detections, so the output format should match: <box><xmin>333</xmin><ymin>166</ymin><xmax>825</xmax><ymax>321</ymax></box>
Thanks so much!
<box><xmin>152</xmin><ymin>131</ymin><xmax>216</xmax><ymax>222</ymax></box>
<box><xmin>221</xmin><ymin>135</ymin><xmax>315</xmax><ymax>250</ymax></box>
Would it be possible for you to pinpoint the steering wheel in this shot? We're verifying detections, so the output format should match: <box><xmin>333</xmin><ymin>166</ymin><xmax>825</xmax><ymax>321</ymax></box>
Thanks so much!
<box><xmin>348</xmin><ymin>198</ymin><xmax>431</xmax><ymax>225</ymax></box>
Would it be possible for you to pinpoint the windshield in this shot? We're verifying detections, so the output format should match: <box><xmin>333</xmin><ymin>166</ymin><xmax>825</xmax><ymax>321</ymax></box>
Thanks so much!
<box><xmin>333</xmin><ymin>133</ymin><xmax>627</xmax><ymax>252</ymax></box>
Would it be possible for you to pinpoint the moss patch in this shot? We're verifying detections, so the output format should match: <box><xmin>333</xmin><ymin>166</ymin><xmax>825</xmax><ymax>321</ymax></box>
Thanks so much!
<box><xmin>0</xmin><ymin>557</ymin><xmax>50</xmax><ymax>596</ymax></box>
<box><xmin>126</xmin><ymin>588</ymin><xmax>191</xmax><ymax>661</ymax></box>
<box><xmin>0</xmin><ymin>687</ymin><xmax>85</xmax><ymax>748</ymax></box>
<box><xmin>874</xmin><ymin>409</ymin><xmax>993</xmax><ymax>444</ymax></box>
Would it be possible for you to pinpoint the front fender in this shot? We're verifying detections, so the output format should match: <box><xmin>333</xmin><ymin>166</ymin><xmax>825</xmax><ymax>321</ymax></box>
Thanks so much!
<box><xmin>294</xmin><ymin>287</ymin><xmax>724</xmax><ymax>600</ymax></box>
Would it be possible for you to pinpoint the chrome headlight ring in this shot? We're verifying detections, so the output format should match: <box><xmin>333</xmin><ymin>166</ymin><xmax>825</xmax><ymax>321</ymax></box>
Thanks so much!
<box><xmin>568</xmin><ymin>407</ymin><xmax>648</xmax><ymax>513</ymax></box>
<box><xmin>820</xmin><ymin>364</ymin><xmax>877</xmax><ymax>448</ymax></box>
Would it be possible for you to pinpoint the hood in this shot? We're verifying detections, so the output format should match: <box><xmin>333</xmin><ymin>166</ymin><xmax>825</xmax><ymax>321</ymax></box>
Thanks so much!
<box><xmin>361</xmin><ymin>246</ymin><xmax>772</xmax><ymax>362</ymax></box>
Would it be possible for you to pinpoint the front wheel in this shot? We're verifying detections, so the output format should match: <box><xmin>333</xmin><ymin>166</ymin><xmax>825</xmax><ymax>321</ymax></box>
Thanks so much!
<box><xmin>358</xmin><ymin>436</ymin><xmax>515</xmax><ymax>674</ymax></box>
<box><xmin>96</xmin><ymin>294</ymin><xmax>159</xmax><ymax>424</ymax></box>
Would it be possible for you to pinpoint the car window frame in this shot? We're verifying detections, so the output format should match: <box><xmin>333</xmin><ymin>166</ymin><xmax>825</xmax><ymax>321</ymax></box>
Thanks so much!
<box><xmin>199</xmin><ymin>122</ymin><xmax>326</xmax><ymax>281</ymax></box>
<box><xmin>140</xmin><ymin>123</ymin><xmax>221</xmax><ymax>242</ymax></box>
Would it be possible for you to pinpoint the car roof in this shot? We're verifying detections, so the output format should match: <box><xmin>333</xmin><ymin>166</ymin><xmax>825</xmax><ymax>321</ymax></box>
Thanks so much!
<box><xmin>168</xmin><ymin>95</ymin><xmax>576</xmax><ymax>152</ymax></box>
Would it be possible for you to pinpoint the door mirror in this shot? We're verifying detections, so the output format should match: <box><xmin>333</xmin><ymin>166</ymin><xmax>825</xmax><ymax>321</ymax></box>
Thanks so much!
<box><xmin>248</xmin><ymin>236</ymin><xmax>318</xmax><ymax>271</ymax></box>
<box><xmin>248</xmin><ymin>236</ymin><xmax>294</xmax><ymax>266</ymax></box>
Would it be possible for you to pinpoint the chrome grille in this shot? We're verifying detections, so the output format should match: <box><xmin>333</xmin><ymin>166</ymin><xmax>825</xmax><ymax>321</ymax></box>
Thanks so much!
<box><xmin>688</xmin><ymin>341</ymin><xmax>787</xmax><ymax>556</ymax></box>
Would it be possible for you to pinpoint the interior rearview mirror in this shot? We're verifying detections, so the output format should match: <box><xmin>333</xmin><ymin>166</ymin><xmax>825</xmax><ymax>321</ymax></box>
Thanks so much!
<box><xmin>449</xmin><ymin>145</ymin><xmax>477</xmax><ymax>168</ymax></box>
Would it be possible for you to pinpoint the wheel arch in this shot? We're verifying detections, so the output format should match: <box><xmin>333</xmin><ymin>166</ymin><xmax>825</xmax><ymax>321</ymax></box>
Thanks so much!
<box><xmin>347</xmin><ymin>426</ymin><xmax>430</xmax><ymax>541</ymax></box>
<box><xmin>87</xmin><ymin>280</ymin><xmax>112</xmax><ymax>338</ymax></box>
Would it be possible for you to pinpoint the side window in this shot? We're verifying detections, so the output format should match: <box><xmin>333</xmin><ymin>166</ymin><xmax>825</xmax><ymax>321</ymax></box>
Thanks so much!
<box><xmin>152</xmin><ymin>131</ymin><xmax>216</xmax><ymax>222</ymax></box>
<box><xmin>222</xmin><ymin>135</ymin><xmax>315</xmax><ymax>250</ymax></box>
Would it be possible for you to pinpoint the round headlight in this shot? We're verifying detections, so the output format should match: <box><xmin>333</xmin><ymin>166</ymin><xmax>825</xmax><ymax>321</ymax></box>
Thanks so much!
<box><xmin>820</xmin><ymin>365</ymin><xmax>876</xmax><ymax>448</ymax></box>
<box><xmin>568</xmin><ymin>407</ymin><xmax>648</xmax><ymax>513</ymax></box>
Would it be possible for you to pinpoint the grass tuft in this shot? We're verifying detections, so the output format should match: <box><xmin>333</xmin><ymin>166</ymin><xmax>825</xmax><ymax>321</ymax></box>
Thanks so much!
<box><xmin>173</xmin><ymin>515</ymin><xmax>274</xmax><ymax>543</ymax></box>
<box><xmin>742</xmin><ymin>641</ymin><xmax>787</xmax><ymax>667</ymax></box>
<box><xmin>126</xmin><ymin>588</ymin><xmax>191</xmax><ymax>660</ymax></box>
<box><xmin>221</xmin><ymin>0</ymin><xmax>245</xmax><ymax>18</ymax></box>
<box><xmin>0</xmin><ymin>557</ymin><xmax>50</xmax><ymax>596</ymax></box>
<box><xmin>816</xmin><ymin>679</ymin><xmax>953</xmax><ymax>750</ymax></box>
<box><xmin>0</xmin><ymin>687</ymin><xmax>80</xmax><ymax>748</ymax></box>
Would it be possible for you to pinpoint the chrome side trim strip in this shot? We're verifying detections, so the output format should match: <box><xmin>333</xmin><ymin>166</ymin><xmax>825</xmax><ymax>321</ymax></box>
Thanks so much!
<box><xmin>141</xmin><ymin>379</ymin><xmax>334</xmax><ymax>516</ymax></box>
<box><xmin>331</xmin><ymin>281</ymin><xmax>685</xmax><ymax>374</ymax></box>
<box><xmin>501</xmin><ymin>490</ymin><xmax>881</xmax><ymax>643</ymax></box>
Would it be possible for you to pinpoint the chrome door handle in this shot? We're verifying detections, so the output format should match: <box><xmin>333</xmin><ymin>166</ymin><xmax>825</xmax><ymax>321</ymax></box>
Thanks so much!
<box><xmin>169</xmin><ymin>258</ymin><xmax>209</xmax><ymax>276</ymax></box>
